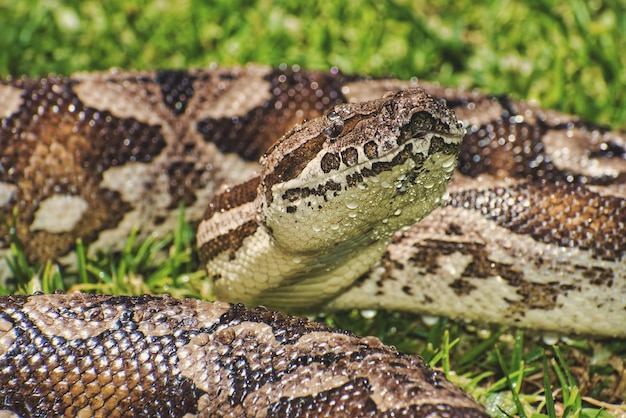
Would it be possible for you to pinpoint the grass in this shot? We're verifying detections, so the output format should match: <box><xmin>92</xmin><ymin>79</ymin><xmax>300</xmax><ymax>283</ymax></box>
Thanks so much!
<box><xmin>1</xmin><ymin>0</ymin><xmax>625</xmax><ymax>416</ymax></box>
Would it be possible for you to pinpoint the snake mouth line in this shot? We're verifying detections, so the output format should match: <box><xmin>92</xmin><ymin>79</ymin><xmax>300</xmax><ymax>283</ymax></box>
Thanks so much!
<box><xmin>346</xmin><ymin>132</ymin><xmax>461</xmax><ymax>187</ymax></box>
<box><xmin>279</xmin><ymin>132</ymin><xmax>461</xmax><ymax>207</ymax></box>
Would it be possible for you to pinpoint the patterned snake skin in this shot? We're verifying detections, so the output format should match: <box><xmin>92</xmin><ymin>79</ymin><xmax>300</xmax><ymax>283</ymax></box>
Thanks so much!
<box><xmin>0</xmin><ymin>293</ymin><xmax>487</xmax><ymax>417</ymax></box>
<box><xmin>1</xmin><ymin>64</ymin><xmax>625</xmax><ymax>416</ymax></box>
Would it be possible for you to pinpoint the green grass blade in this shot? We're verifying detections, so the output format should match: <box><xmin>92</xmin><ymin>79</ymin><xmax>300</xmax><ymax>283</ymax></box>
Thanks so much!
<box><xmin>542</xmin><ymin>353</ymin><xmax>557</xmax><ymax>418</ymax></box>
<box><xmin>496</xmin><ymin>347</ymin><xmax>527</xmax><ymax>418</ymax></box>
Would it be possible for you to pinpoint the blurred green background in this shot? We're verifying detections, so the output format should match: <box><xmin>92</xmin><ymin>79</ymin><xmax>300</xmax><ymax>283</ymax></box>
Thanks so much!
<box><xmin>1</xmin><ymin>0</ymin><xmax>624</xmax><ymax>127</ymax></box>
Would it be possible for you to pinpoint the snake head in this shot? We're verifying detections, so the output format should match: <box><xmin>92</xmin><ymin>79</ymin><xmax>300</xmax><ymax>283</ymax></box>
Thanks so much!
<box><xmin>259</xmin><ymin>88</ymin><xmax>465</xmax><ymax>256</ymax></box>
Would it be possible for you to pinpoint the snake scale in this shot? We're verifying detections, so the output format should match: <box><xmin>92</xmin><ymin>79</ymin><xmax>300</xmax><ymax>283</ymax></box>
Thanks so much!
<box><xmin>0</xmin><ymin>64</ymin><xmax>625</xmax><ymax>416</ymax></box>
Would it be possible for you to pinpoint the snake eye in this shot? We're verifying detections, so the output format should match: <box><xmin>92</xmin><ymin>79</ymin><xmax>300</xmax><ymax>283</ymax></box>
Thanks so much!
<box><xmin>323</xmin><ymin>111</ymin><xmax>345</xmax><ymax>140</ymax></box>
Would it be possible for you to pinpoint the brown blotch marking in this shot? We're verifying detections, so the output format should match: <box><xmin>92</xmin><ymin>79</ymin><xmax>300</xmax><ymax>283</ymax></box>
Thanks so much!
<box><xmin>575</xmin><ymin>265</ymin><xmax>614</xmax><ymax>287</ymax></box>
<box><xmin>165</xmin><ymin>161</ymin><xmax>204</xmax><ymax>208</ymax></box>
<box><xmin>203</xmin><ymin>177</ymin><xmax>260</xmax><ymax>221</ymax></box>
<box><xmin>587</xmin><ymin>137</ymin><xmax>626</xmax><ymax>163</ymax></box>
<box><xmin>397</xmin><ymin>112</ymin><xmax>436</xmax><ymax>146</ymax></box>
<box><xmin>449</xmin><ymin>279</ymin><xmax>477</xmax><ymax>296</ymax></box>
<box><xmin>265</xmin><ymin>365</ymin><xmax>482</xmax><ymax>416</ymax></box>
<box><xmin>268</xmin><ymin>378</ymin><xmax>377</xmax><ymax>416</ymax></box>
<box><xmin>428</xmin><ymin>135</ymin><xmax>459</xmax><ymax>156</ymax></box>
<box><xmin>408</xmin><ymin>239</ymin><xmax>463</xmax><ymax>275</ymax></box>
<box><xmin>504</xmin><ymin>280</ymin><xmax>578</xmax><ymax>313</ymax></box>
<box><xmin>451</xmin><ymin>97</ymin><xmax>607</xmax><ymax>185</ymax></box>
<box><xmin>363</xmin><ymin>140</ymin><xmax>378</xmax><ymax>160</ymax></box>
<box><xmin>405</xmin><ymin>111</ymin><xmax>452</xmax><ymax>139</ymax></box>
<box><xmin>281</xmin><ymin>180</ymin><xmax>342</xmax><ymax>203</ymax></box>
<box><xmin>457</xmin><ymin>117</ymin><xmax>550</xmax><ymax>180</ymax></box>
<box><xmin>0</xmin><ymin>76</ymin><xmax>166</xmax><ymax>263</ymax></box>
<box><xmin>346</xmin><ymin>172</ymin><xmax>364</xmax><ymax>188</ymax></box>
<box><xmin>463</xmin><ymin>250</ymin><xmax>523</xmax><ymax>283</ymax></box>
<box><xmin>401</xmin><ymin>285</ymin><xmax>413</xmax><ymax>296</ymax></box>
<box><xmin>367</xmin><ymin>251</ymin><xmax>405</xmax><ymax>290</ymax></box>
<box><xmin>197</xmin><ymin>67</ymin><xmax>356</xmax><ymax>161</ymax></box>
<box><xmin>360</xmin><ymin>143</ymin><xmax>414</xmax><ymax>178</ymax></box>
<box><xmin>382</xmin><ymin>250</ymin><xmax>405</xmax><ymax>272</ymax></box>
<box><xmin>340</xmin><ymin>147</ymin><xmax>359</xmax><ymax>167</ymax></box>
<box><xmin>155</xmin><ymin>70</ymin><xmax>197</xmax><ymax>116</ymax></box>
<box><xmin>409</xmin><ymin>239</ymin><xmax>579</xmax><ymax>312</ymax></box>
<box><xmin>409</xmin><ymin>240</ymin><xmax>522</xmax><ymax>291</ymax></box>
<box><xmin>320</xmin><ymin>152</ymin><xmax>341</xmax><ymax>173</ymax></box>
<box><xmin>263</xmin><ymin>132</ymin><xmax>328</xmax><ymax>203</ymax></box>
<box><xmin>220</xmin><ymin>302</ymin><xmax>346</xmax><ymax>344</ymax></box>
<box><xmin>199</xmin><ymin>220</ymin><xmax>258</xmax><ymax>263</ymax></box>
<box><xmin>449</xmin><ymin>183</ymin><xmax>626</xmax><ymax>261</ymax></box>
<box><xmin>445</xmin><ymin>223</ymin><xmax>463</xmax><ymax>236</ymax></box>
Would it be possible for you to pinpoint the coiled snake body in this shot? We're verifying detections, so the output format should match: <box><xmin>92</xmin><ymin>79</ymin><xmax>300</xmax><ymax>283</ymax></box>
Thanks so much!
<box><xmin>1</xmin><ymin>64</ymin><xmax>625</xmax><ymax>416</ymax></box>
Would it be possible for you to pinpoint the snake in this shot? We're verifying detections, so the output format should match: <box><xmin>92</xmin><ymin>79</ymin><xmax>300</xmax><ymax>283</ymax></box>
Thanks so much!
<box><xmin>0</xmin><ymin>64</ymin><xmax>625</xmax><ymax>416</ymax></box>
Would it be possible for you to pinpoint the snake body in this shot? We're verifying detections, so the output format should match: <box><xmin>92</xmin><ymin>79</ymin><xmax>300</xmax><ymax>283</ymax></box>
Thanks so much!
<box><xmin>0</xmin><ymin>293</ymin><xmax>486</xmax><ymax>417</ymax></box>
<box><xmin>1</xmin><ymin>64</ymin><xmax>626</xmax><ymax>416</ymax></box>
